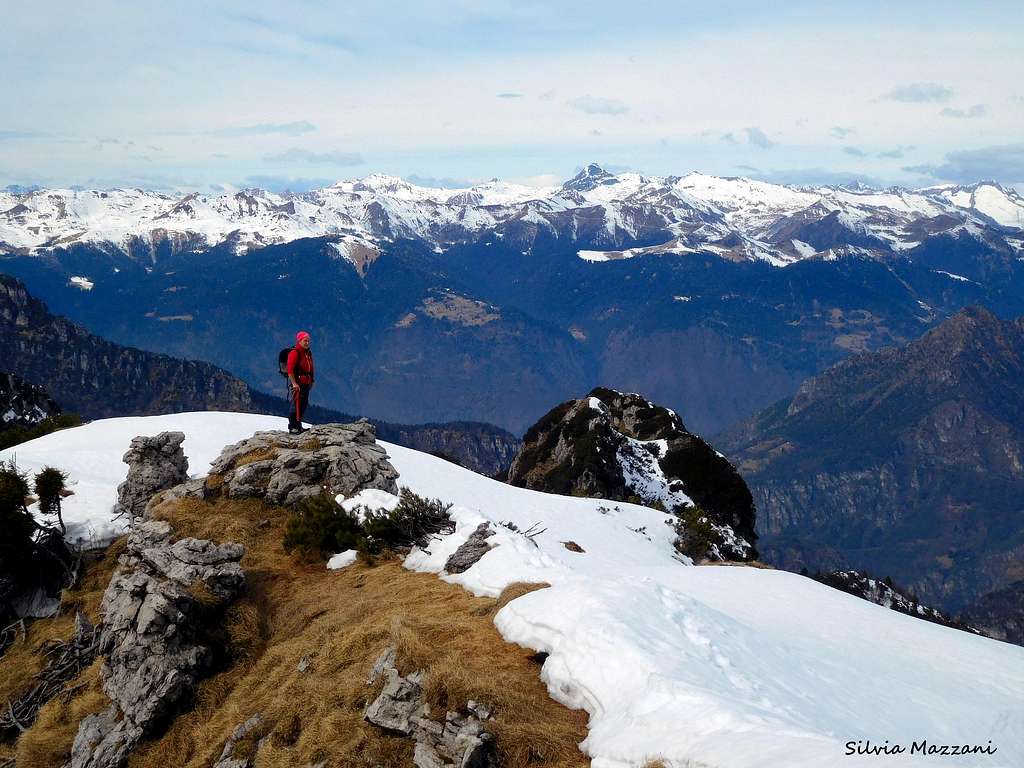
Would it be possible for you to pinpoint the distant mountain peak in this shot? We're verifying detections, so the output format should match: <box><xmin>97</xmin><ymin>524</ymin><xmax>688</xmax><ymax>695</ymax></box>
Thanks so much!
<box><xmin>562</xmin><ymin>162</ymin><xmax>617</xmax><ymax>192</ymax></box>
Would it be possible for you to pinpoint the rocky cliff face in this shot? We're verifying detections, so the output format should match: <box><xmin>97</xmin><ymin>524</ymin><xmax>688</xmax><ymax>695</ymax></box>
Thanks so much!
<box><xmin>961</xmin><ymin>581</ymin><xmax>1024</xmax><ymax>646</ymax></box>
<box><xmin>508</xmin><ymin>387</ymin><xmax>757</xmax><ymax>560</ymax></box>
<box><xmin>376</xmin><ymin>421</ymin><xmax>520</xmax><ymax>477</ymax></box>
<box><xmin>0</xmin><ymin>274</ymin><xmax>254</xmax><ymax>418</ymax></box>
<box><xmin>0</xmin><ymin>371</ymin><xmax>60</xmax><ymax>426</ymax></box>
<box><xmin>718</xmin><ymin>306</ymin><xmax>1024</xmax><ymax>611</ymax></box>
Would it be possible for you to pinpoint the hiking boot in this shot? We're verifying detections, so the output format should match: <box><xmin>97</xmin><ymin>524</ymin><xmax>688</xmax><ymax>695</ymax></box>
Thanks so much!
<box><xmin>288</xmin><ymin>426</ymin><xmax>301</xmax><ymax>435</ymax></box>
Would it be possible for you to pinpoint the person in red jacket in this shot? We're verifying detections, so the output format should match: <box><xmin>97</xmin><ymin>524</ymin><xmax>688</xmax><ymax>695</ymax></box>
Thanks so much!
<box><xmin>287</xmin><ymin>331</ymin><xmax>315</xmax><ymax>434</ymax></box>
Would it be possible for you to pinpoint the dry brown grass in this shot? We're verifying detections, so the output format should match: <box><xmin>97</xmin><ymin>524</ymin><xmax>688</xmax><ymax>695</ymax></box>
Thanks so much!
<box><xmin>231</xmin><ymin>447</ymin><xmax>278</xmax><ymax>468</ymax></box>
<box><xmin>14</xmin><ymin>659</ymin><xmax>107</xmax><ymax>768</ymax></box>
<box><xmin>1</xmin><ymin>541</ymin><xmax>123</xmax><ymax>765</ymax></box>
<box><xmin>6</xmin><ymin>496</ymin><xmax>586</xmax><ymax>767</ymax></box>
<box><xmin>705</xmin><ymin>559</ymin><xmax>776</xmax><ymax>569</ymax></box>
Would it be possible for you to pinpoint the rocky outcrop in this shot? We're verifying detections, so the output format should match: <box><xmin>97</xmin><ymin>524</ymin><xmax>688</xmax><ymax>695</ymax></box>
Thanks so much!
<box><xmin>815</xmin><ymin>570</ymin><xmax>980</xmax><ymax>635</ymax></box>
<box><xmin>0</xmin><ymin>370</ymin><xmax>60</xmax><ymax>426</ymax></box>
<box><xmin>68</xmin><ymin>520</ymin><xmax>245</xmax><ymax>768</ymax></box>
<box><xmin>112</xmin><ymin>431</ymin><xmax>188</xmax><ymax>521</ymax></box>
<box><xmin>365</xmin><ymin>647</ymin><xmax>497</xmax><ymax>768</ymax></box>
<box><xmin>718</xmin><ymin>307</ymin><xmax>1024</xmax><ymax>611</ymax></box>
<box><xmin>213</xmin><ymin>713</ymin><xmax>265</xmax><ymax>768</ymax></box>
<box><xmin>444</xmin><ymin>523</ymin><xmax>495</xmax><ymax>574</ymax></box>
<box><xmin>191</xmin><ymin>421</ymin><xmax>399</xmax><ymax>507</ymax></box>
<box><xmin>508</xmin><ymin>387</ymin><xmax>757</xmax><ymax>561</ymax></box>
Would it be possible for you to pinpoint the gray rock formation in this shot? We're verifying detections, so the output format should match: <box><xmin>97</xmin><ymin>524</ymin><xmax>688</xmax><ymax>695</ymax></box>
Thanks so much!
<box><xmin>365</xmin><ymin>647</ymin><xmax>497</xmax><ymax>768</ymax></box>
<box><xmin>67</xmin><ymin>520</ymin><xmax>245</xmax><ymax>768</ymax></box>
<box><xmin>0</xmin><ymin>371</ymin><xmax>61</xmax><ymax>427</ymax></box>
<box><xmin>444</xmin><ymin>523</ymin><xmax>495</xmax><ymax>574</ymax></box>
<box><xmin>112</xmin><ymin>432</ymin><xmax>188</xmax><ymax>521</ymax></box>
<box><xmin>508</xmin><ymin>387</ymin><xmax>757</xmax><ymax>561</ymax></box>
<box><xmin>214</xmin><ymin>713</ymin><xmax>264</xmax><ymax>768</ymax></box>
<box><xmin>197</xmin><ymin>420</ymin><xmax>399</xmax><ymax>507</ymax></box>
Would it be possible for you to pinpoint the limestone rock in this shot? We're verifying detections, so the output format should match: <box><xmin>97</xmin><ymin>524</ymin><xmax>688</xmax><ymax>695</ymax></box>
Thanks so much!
<box><xmin>214</xmin><ymin>713</ymin><xmax>264</xmax><ymax>768</ymax></box>
<box><xmin>508</xmin><ymin>387</ymin><xmax>757</xmax><ymax>561</ymax></box>
<box><xmin>198</xmin><ymin>421</ymin><xmax>399</xmax><ymax>507</ymax></box>
<box><xmin>67</xmin><ymin>520</ymin><xmax>245</xmax><ymax>768</ymax></box>
<box><xmin>364</xmin><ymin>647</ymin><xmax>497</xmax><ymax>768</ymax></box>
<box><xmin>113</xmin><ymin>432</ymin><xmax>188</xmax><ymax>521</ymax></box>
<box><xmin>444</xmin><ymin>523</ymin><xmax>495</xmax><ymax>574</ymax></box>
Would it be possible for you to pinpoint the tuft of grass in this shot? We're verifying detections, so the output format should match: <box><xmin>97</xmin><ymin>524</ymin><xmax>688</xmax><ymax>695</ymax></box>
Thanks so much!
<box><xmin>232</xmin><ymin>448</ymin><xmax>278</xmax><ymax>468</ymax></box>
<box><xmin>14</xmin><ymin>659</ymin><xmax>107</xmax><ymax>768</ymax></box>
<box><xmin>492</xmin><ymin>582</ymin><xmax>551</xmax><ymax>614</ymax></box>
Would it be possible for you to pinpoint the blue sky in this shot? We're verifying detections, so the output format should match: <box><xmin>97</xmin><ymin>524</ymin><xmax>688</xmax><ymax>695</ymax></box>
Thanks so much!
<box><xmin>2</xmin><ymin>0</ymin><xmax>1022</xmax><ymax>192</ymax></box>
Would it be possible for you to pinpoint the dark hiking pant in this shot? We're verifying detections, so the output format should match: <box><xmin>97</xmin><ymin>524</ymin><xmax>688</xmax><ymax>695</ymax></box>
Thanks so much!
<box><xmin>288</xmin><ymin>384</ymin><xmax>310</xmax><ymax>430</ymax></box>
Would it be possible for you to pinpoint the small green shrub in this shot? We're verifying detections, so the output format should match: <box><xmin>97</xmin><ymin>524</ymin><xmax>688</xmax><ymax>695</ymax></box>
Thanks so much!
<box><xmin>671</xmin><ymin>504</ymin><xmax>721</xmax><ymax>562</ymax></box>
<box><xmin>282</xmin><ymin>488</ymin><xmax>455</xmax><ymax>561</ymax></box>
<box><xmin>361</xmin><ymin>488</ymin><xmax>454</xmax><ymax>554</ymax></box>
<box><xmin>0</xmin><ymin>459</ymin><xmax>35</xmax><ymax>581</ymax></box>
<box><xmin>34</xmin><ymin>466</ymin><xmax>68</xmax><ymax>534</ymax></box>
<box><xmin>283</xmin><ymin>493</ymin><xmax>364</xmax><ymax>559</ymax></box>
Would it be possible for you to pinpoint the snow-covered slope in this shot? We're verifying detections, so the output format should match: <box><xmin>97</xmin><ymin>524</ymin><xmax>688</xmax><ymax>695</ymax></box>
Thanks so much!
<box><xmin>2</xmin><ymin>167</ymin><xmax>1021</xmax><ymax>264</ymax></box>
<box><xmin>4</xmin><ymin>412</ymin><xmax>1024</xmax><ymax>767</ymax></box>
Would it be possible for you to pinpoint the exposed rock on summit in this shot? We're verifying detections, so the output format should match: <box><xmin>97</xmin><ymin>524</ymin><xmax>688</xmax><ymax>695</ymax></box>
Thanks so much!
<box><xmin>112</xmin><ymin>431</ymin><xmax>188</xmax><ymax>521</ymax></box>
<box><xmin>815</xmin><ymin>570</ymin><xmax>979</xmax><ymax>635</ymax></box>
<box><xmin>193</xmin><ymin>420</ymin><xmax>400</xmax><ymax>507</ymax></box>
<box><xmin>68</xmin><ymin>520</ymin><xmax>245</xmax><ymax>768</ymax></box>
<box><xmin>444</xmin><ymin>523</ymin><xmax>495</xmax><ymax>574</ymax></box>
<box><xmin>508</xmin><ymin>387</ymin><xmax>757</xmax><ymax>560</ymax></box>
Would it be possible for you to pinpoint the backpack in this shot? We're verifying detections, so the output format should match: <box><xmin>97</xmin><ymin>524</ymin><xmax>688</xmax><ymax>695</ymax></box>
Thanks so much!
<box><xmin>278</xmin><ymin>347</ymin><xmax>292</xmax><ymax>378</ymax></box>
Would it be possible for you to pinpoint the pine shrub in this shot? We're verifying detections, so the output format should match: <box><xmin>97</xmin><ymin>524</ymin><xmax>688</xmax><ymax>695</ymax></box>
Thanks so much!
<box><xmin>0</xmin><ymin>460</ymin><xmax>34</xmax><ymax>580</ymax></box>
<box><xmin>283</xmin><ymin>493</ymin><xmax>364</xmax><ymax>559</ymax></box>
<box><xmin>34</xmin><ymin>466</ymin><xmax>68</xmax><ymax>534</ymax></box>
<box><xmin>282</xmin><ymin>488</ymin><xmax>454</xmax><ymax>561</ymax></box>
<box><xmin>671</xmin><ymin>503</ymin><xmax>721</xmax><ymax>561</ymax></box>
<box><xmin>0</xmin><ymin>413</ymin><xmax>82</xmax><ymax>452</ymax></box>
<box><xmin>360</xmin><ymin>488</ymin><xmax>454</xmax><ymax>554</ymax></box>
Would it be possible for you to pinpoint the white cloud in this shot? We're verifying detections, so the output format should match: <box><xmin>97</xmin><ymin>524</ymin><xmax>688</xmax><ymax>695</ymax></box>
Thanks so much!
<box><xmin>746</xmin><ymin>127</ymin><xmax>775</xmax><ymax>149</ymax></box>
<box><xmin>210</xmin><ymin>121</ymin><xmax>317</xmax><ymax>138</ymax></box>
<box><xmin>880</xmin><ymin>82</ymin><xmax>953</xmax><ymax>103</ymax></box>
<box><xmin>567</xmin><ymin>95</ymin><xmax>629</xmax><ymax>115</ymax></box>
<box><xmin>263</xmin><ymin>147</ymin><xmax>363</xmax><ymax>165</ymax></box>
<box><xmin>939</xmin><ymin>104</ymin><xmax>988</xmax><ymax>119</ymax></box>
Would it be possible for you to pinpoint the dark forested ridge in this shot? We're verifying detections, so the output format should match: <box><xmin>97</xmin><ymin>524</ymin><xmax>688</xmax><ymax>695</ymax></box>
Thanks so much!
<box><xmin>718</xmin><ymin>306</ymin><xmax>1024</xmax><ymax>612</ymax></box>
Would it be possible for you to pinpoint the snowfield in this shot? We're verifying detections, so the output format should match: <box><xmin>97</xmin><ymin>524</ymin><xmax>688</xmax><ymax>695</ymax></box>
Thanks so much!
<box><xmin>4</xmin><ymin>412</ymin><xmax>1023</xmax><ymax>767</ymax></box>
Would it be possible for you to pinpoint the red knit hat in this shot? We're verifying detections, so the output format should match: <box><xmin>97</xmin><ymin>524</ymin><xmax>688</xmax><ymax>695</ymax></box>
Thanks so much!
<box><xmin>296</xmin><ymin>331</ymin><xmax>310</xmax><ymax>343</ymax></box>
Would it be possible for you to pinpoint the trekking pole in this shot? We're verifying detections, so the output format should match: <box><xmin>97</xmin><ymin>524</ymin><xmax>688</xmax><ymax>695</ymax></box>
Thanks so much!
<box><xmin>295</xmin><ymin>384</ymin><xmax>301</xmax><ymax>428</ymax></box>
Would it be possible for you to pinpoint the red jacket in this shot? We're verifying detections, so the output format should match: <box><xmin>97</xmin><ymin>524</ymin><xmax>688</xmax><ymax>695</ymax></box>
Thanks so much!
<box><xmin>287</xmin><ymin>346</ymin><xmax>314</xmax><ymax>385</ymax></box>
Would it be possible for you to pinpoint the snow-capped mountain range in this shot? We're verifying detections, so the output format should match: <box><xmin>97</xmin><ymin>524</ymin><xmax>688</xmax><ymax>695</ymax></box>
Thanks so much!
<box><xmin>3</xmin><ymin>165</ymin><xmax>1022</xmax><ymax>268</ymax></box>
